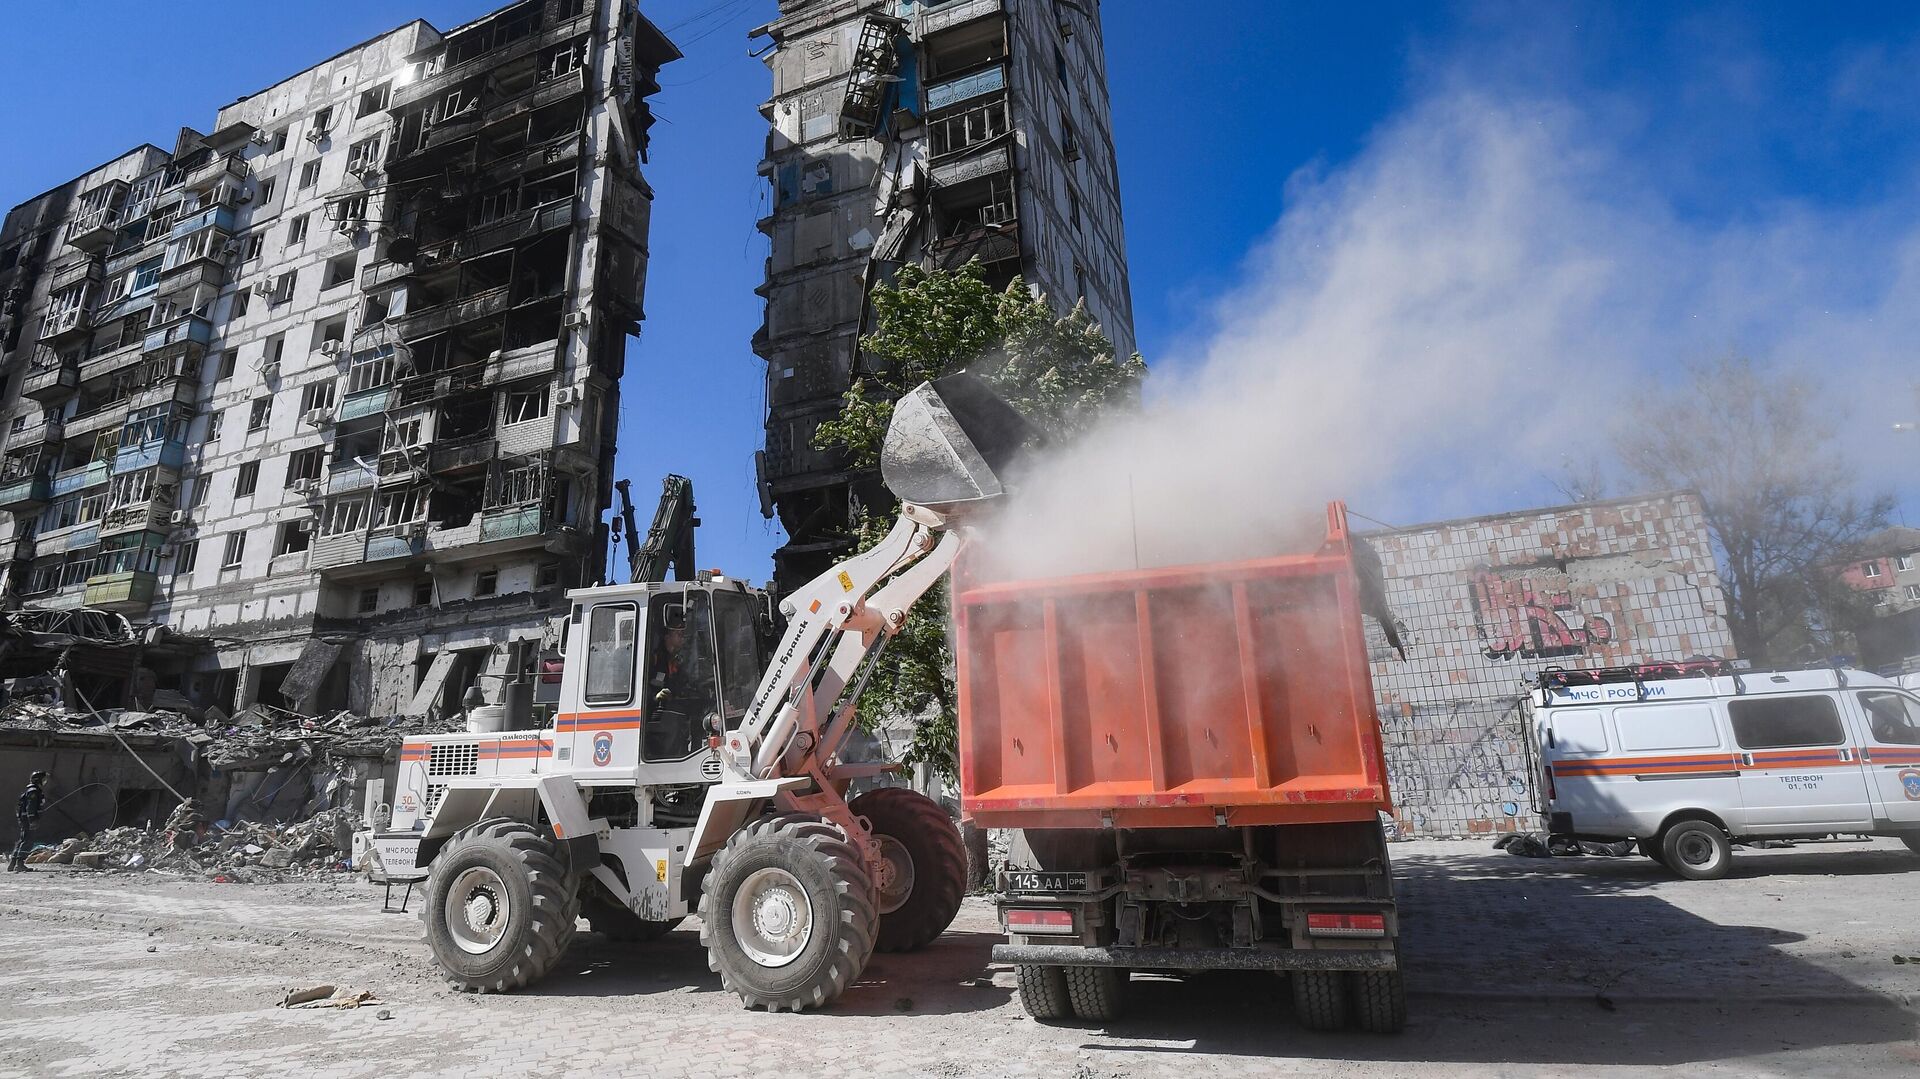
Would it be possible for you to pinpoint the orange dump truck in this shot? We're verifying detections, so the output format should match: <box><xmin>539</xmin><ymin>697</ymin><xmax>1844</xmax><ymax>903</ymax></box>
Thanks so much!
<box><xmin>957</xmin><ymin>503</ymin><xmax>1406</xmax><ymax>1032</ymax></box>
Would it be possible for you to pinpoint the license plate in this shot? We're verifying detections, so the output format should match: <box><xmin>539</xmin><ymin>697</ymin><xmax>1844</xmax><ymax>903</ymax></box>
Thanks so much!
<box><xmin>1002</xmin><ymin>870</ymin><xmax>1088</xmax><ymax>893</ymax></box>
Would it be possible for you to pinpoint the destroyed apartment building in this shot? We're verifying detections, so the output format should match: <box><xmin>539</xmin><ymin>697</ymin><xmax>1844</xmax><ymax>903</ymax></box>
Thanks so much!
<box><xmin>752</xmin><ymin>0</ymin><xmax>1136</xmax><ymax>591</ymax></box>
<box><xmin>0</xmin><ymin>0</ymin><xmax>679</xmax><ymax>729</ymax></box>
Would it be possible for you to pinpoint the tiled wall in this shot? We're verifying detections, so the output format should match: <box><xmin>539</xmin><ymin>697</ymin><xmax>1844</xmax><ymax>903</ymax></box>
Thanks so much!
<box><xmin>1363</xmin><ymin>491</ymin><xmax>1735</xmax><ymax>836</ymax></box>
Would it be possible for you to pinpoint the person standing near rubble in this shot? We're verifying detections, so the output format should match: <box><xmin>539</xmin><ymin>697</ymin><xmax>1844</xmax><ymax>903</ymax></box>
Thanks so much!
<box><xmin>8</xmin><ymin>771</ymin><xmax>48</xmax><ymax>872</ymax></box>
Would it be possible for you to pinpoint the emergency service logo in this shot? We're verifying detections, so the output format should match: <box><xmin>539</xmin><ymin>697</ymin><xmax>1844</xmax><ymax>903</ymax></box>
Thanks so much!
<box><xmin>1899</xmin><ymin>768</ymin><xmax>1920</xmax><ymax>801</ymax></box>
<box><xmin>592</xmin><ymin>731</ymin><xmax>614</xmax><ymax>768</ymax></box>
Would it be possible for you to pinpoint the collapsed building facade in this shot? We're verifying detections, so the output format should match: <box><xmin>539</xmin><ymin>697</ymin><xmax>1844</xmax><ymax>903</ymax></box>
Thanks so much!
<box><xmin>1363</xmin><ymin>492</ymin><xmax>1738</xmax><ymax>837</ymax></box>
<box><xmin>751</xmin><ymin>0</ymin><xmax>1135</xmax><ymax>591</ymax></box>
<box><xmin>0</xmin><ymin>1</ymin><xmax>678</xmax><ymax>721</ymax></box>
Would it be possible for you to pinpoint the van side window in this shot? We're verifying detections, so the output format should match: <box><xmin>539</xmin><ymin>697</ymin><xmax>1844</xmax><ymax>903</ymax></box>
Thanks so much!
<box><xmin>1614</xmin><ymin>703</ymin><xmax>1720</xmax><ymax>751</ymax></box>
<box><xmin>1858</xmin><ymin>692</ymin><xmax>1920</xmax><ymax>746</ymax></box>
<box><xmin>1728</xmin><ymin>696</ymin><xmax>1844</xmax><ymax>749</ymax></box>
<box><xmin>584</xmin><ymin>603</ymin><xmax>638</xmax><ymax>704</ymax></box>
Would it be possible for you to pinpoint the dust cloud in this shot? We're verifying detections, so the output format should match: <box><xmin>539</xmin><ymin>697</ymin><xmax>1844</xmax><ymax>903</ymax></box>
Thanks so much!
<box><xmin>964</xmin><ymin>89</ymin><xmax>1919</xmax><ymax>583</ymax></box>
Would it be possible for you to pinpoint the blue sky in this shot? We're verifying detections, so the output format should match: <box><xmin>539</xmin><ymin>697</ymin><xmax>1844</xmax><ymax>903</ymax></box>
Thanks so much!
<box><xmin>5</xmin><ymin>2</ymin><xmax>1920</xmax><ymax>580</ymax></box>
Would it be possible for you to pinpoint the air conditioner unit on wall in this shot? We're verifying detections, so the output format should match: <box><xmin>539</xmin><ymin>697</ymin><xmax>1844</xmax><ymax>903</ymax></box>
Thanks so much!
<box><xmin>290</xmin><ymin>477</ymin><xmax>318</xmax><ymax>496</ymax></box>
<box><xmin>297</xmin><ymin>517</ymin><xmax>316</xmax><ymax>532</ymax></box>
<box><xmin>318</xmin><ymin>339</ymin><xmax>342</xmax><ymax>356</ymax></box>
<box><xmin>169</xmin><ymin>510</ymin><xmax>192</xmax><ymax>526</ymax></box>
<box><xmin>303</xmin><ymin>407</ymin><xmax>334</xmax><ymax>427</ymax></box>
<box><xmin>560</xmin><ymin>312</ymin><xmax>590</xmax><ymax>331</ymax></box>
<box><xmin>554</xmin><ymin>387</ymin><xmax>580</xmax><ymax>407</ymax></box>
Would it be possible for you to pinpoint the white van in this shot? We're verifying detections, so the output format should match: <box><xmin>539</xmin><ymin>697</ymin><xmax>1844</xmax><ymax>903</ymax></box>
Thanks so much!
<box><xmin>1531</xmin><ymin>662</ymin><xmax>1920</xmax><ymax>879</ymax></box>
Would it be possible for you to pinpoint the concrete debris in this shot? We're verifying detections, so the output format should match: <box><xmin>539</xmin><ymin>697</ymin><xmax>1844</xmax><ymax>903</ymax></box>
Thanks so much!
<box><xmin>45</xmin><ymin>807</ymin><xmax>366</xmax><ymax>883</ymax></box>
<box><xmin>280</xmin><ymin>985</ymin><xmax>383</xmax><ymax>1010</ymax></box>
<box><xmin>1493</xmin><ymin>832</ymin><xmax>1635</xmax><ymax>858</ymax></box>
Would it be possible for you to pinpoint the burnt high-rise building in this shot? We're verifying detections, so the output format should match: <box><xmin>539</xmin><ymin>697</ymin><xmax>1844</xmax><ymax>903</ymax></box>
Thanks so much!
<box><xmin>752</xmin><ymin>0</ymin><xmax>1135</xmax><ymax>591</ymax></box>
<box><xmin>0</xmin><ymin>1</ymin><xmax>677</xmax><ymax>715</ymax></box>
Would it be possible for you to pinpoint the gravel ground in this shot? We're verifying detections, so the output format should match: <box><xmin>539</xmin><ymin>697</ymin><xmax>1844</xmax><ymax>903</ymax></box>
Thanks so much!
<box><xmin>0</xmin><ymin>837</ymin><xmax>1915</xmax><ymax>1078</ymax></box>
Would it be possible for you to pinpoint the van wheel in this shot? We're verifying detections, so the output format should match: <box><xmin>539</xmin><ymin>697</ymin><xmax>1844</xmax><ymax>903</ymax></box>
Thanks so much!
<box><xmin>1636</xmin><ymin>838</ymin><xmax>1667</xmax><ymax>866</ymax></box>
<box><xmin>1015</xmin><ymin>963</ymin><xmax>1070</xmax><ymax>1021</ymax></box>
<box><xmin>1292</xmin><ymin>969</ymin><xmax>1347</xmax><ymax>1031</ymax></box>
<box><xmin>1661</xmin><ymin>820</ymin><xmax>1731</xmax><ymax>880</ymax></box>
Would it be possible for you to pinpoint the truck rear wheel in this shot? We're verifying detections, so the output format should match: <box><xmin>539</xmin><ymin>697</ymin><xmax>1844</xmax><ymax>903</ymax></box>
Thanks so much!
<box><xmin>1063</xmin><ymin>965</ymin><xmax>1126</xmax><ymax>1022</ymax></box>
<box><xmin>699</xmin><ymin>814</ymin><xmax>877</xmax><ymax>1012</ymax></box>
<box><xmin>1349</xmin><ymin>970</ymin><xmax>1407</xmax><ymax>1033</ymax></box>
<box><xmin>1291</xmin><ymin>969</ymin><xmax>1347</xmax><ymax>1031</ymax></box>
<box><xmin>585</xmin><ymin>897</ymin><xmax>683</xmax><ymax>942</ymax></box>
<box><xmin>1015</xmin><ymin>963</ymin><xmax>1070</xmax><ymax>1020</ymax></box>
<box><xmin>849</xmin><ymin>787</ymin><xmax>966</xmax><ymax>952</ymax></box>
<box><xmin>421</xmin><ymin>818</ymin><xmax>579</xmax><ymax>993</ymax></box>
<box><xmin>1661</xmin><ymin>820</ymin><xmax>1731</xmax><ymax>880</ymax></box>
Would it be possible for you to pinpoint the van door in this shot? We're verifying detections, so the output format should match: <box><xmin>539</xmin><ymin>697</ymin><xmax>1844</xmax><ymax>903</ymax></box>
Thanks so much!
<box><xmin>1538</xmin><ymin>707</ymin><xmax>1619</xmax><ymax>833</ymax></box>
<box><xmin>1849</xmin><ymin>690</ymin><xmax>1920</xmax><ymax>826</ymax></box>
<box><xmin>1727</xmin><ymin>694</ymin><xmax>1874</xmax><ymax>832</ymax></box>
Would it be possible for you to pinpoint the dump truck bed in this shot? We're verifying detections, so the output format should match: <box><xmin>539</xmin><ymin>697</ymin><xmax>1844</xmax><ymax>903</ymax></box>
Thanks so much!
<box><xmin>955</xmin><ymin>503</ymin><xmax>1392</xmax><ymax>830</ymax></box>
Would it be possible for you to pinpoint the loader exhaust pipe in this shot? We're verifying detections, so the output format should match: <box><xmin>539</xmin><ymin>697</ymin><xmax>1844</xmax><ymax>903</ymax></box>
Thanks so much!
<box><xmin>880</xmin><ymin>373</ymin><xmax>1042</xmax><ymax>517</ymax></box>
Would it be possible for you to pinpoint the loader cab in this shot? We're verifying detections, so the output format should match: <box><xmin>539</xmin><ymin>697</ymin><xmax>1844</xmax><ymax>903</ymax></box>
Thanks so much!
<box><xmin>564</xmin><ymin>576</ymin><xmax>773</xmax><ymax>780</ymax></box>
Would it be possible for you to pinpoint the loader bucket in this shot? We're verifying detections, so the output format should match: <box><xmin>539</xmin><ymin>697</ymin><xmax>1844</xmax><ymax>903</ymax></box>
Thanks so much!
<box><xmin>881</xmin><ymin>373</ymin><xmax>1042</xmax><ymax>515</ymax></box>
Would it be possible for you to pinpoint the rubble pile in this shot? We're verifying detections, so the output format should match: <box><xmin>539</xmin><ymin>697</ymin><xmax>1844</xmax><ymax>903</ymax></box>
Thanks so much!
<box><xmin>0</xmin><ymin>696</ymin><xmax>460</xmax><ymax>761</ymax></box>
<box><xmin>26</xmin><ymin>806</ymin><xmax>366</xmax><ymax>883</ymax></box>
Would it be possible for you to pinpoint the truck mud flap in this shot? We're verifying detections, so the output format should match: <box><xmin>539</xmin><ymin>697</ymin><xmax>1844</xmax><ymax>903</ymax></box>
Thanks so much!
<box><xmin>992</xmin><ymin>944</ymin><xmax>1397</xmax><ymax>972</ymax></box>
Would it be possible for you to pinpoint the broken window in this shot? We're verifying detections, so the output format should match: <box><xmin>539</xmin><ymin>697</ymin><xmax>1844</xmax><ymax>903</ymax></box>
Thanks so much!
<box><xmin>288</xmin><ymin>447</ymin><xmax>324</xmax><ymax>483</ymax></box>
<box><xmin>412</xmin><ymin>579</ymin><xmax>433</xmax><ymax>605</ymax></box>
<box><xmin>299</xmin><ymin>380</ymin><xmax>337</xmax><ymax>415</ymax></box>
<box><xmin>174</xmin><ymin>540</ymin><xmax>198</xmax><ymax>577</ymax></box>
<box><xmin>382</xmin><ymin>418</ymin><xmax>425</xmax><ymax>452</ymax></box>
<box><xmin>347</xmin><ymin>347</ymin><xmax>398</xmax><ymax>393</ymax></box>
<box><xmin>222</xmin><ymin>531</ymin><xmax>246</xmax><ymax>569</ymax></box>
<box><xmin>474</xmin><ymin>568</ymin><xmax>498</xmax><ymax>597</ymax></box>
<box><xmin>929</xmin><ymin>98</ymin><xmax>1010</xmax><ymax>159</ymax></box>
<box><xmin>361</xmin><ymin>291</ymin><xmax>391</xmax><ymax>325</ymax></box>
<box><xmin>248</xmin><ymin>398</ymin><xmax>272</xmax><ymax>432</ymax></box>
<box><xmin>117</xmin><ymin>308</ymin><xmax>153</xmax><ymax>350</ymax></box>
<box><xmin>502</xmin><ymin>385</ymin><xmax>549</xmax><ymax>425</ymax></box>
<box><xmin>269</xmin><ymin>270</ymin><xmax>297</xmax><ymax>304</ymax></box>
<box><xmin>298</xmin><ymin>160</ymin><xmax>321</xmax><ymax>189</ymax></box>
<box><xmin>271</xmin><ymin>128</ymin><xmax>289</xmax><ymax>153</ymax></box>
<box><xmin>235</xmin><ymin>461</ymin><xmax>259</xmax><ymax>497</ymax></box>
<box><xmin>131</xmin><ymin>257</ymin><xmax>164</xmax><ymax>294</ymax></box>
<box><xmin>275</xmin><ymin>521</ymin><xmax>311</xmax><ymax>556</ymax></box>
<box><xmin>346</xmin><ymin>136</ymin><xmax>384</xmax><ymax>174</ymax></box>
<box><xmin>204</xmin><ymin>409</ymin><xmax>223</xmax><ymax>444</ymax></box>
<box><xmin>358</xmin><ymin>82</ymin><xmax>392</xmax><ymax>117</ymax></box>
<box><xmin>244</xmin><ymin>234</ymin><xmax>265</xmax><ymax>261</ymax></box>
<box><xmin>1061</xmin><ymin>112</ymin><xmax>1079</xmax><ymax>160</ymax></box>
<box><xmin>322</xmin><ymin>498</ymin><xmax>370</xmax><ymax>535</ymax></box>
<box><xmin>258</xmin><ymin>177</ymin><xmax>277</xmax><ymax>205</ymax></box>
<box><xmin>322</xmin><ymin>254</ymin><xmax>356</xmax><ymax>290</ymax></box>
<box><xmin>374</xmin><ymin>486</ymin><xmax>430</xmax><ymax>528</ymax></box>
<box><xmin>310</xmin><ymin>106</ymin><xmax>334</xmax><ymax>140</ymax></box>
<box><xmin>358</xmin><ymin>587</ymin><xmax>380</xmax><ymax>614</ymax></box>
<box><xmin>230</xmin><ymin>287</ymin><xmax>250</xmax><ymax>319</ymax></box>
<box><xmin>286</xmin><ymin>214</ymin><xmax>309</xmax><ymax>247</ymax></box>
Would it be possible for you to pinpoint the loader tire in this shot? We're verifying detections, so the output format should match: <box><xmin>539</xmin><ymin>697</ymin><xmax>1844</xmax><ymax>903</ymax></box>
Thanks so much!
<box><xmin>1291</xmin><ymin>969</ymin><xmax>1347</xmax><ymax>1031</ymax></box>
<box><xmin>1064</xmin><ymin>965</ymin><xmax>1127</xmax><ymax>1022</ymax></box>
<box><xmin>699</xmin><ymin>814</ymin><xmax>877</xmax><ymax>1012</ymax></box>
<box><xmin>1015</xmin><ymin>963</ymin><xmax>1071</xmax><ymax>1021</ymax></box>
<box><xmin>1349</xmin><ymin>969</ymin><xmax>1407</xmax><ymax>1033</ymax></box>
<box><xmin>585</xmin><ymin>898</ymin><xmax>683</xmax><ymax>943</ymax></box>
<box><xmin>849</xmin><ymin>787</ymin><xmax>967</xmax><ymax>952</ymax></box>
<box><xmin>422</xmin><ymin>818</ymin><xmax>578</xmax><ymax>993</ymax></box>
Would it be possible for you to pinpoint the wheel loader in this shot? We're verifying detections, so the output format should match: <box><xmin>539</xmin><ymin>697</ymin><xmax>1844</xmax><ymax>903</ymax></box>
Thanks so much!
<box><xmin>371</xmin><ymin>373</ymin><xmax>1034</xmax><ymax>1011</ymax></box>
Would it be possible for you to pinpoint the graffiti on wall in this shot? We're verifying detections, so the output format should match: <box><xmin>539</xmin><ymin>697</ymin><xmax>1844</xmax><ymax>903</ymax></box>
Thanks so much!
<box><xmin>1470</xmin><ymin>570</ymin><xmax>1613</xmax><ymax>660</ymax></box>
<box><xmin>1379</xmin><ymin>697</ymin><xmax>1536</xmax><ymax>836</ymax></box>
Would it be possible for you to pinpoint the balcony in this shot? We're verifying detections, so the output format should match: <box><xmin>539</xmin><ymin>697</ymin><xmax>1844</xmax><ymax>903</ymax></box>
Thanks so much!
<box><xmin>143</xmin><ymin>313</ymin><xmax>212</xmax><ymax>363</ymax></box>
<box><xmin>360</xmin><ymin>257</ymin><xmax>415</xmax><ymax>291</ymax></box>
<box><xmin>464</xmin><ymin>197</ymin><xmax>575</xmax><ymax>257</ymax></box>
<box><xmin>925</xmin><ymin>65</ymin><xmax>1006</xmax><ymax>113</ymax></box>
<box><xmin>22</xmin><ymin>362</ymin><xmax>79</xmax><ymax>403</ymax></box>
<box><xmin>338</xmin><ymin>386</ymin><xmax>396</xmax><ymax>422</ymax></box>
<box><xmin>389</xmin><ymin>284</ymin><xmax>510</xmax><ymax>340</ymax></box>
<box><xmin>49</xmin><ymin>257</ymin><xmax>103</xmax><ymax>293</ymax></box>
<box><xmin>392</xmin><ymin>8</ymin><xmax>596</xmax><ymax>112</ymax></box>
<box><xmin>177</xmin><ymin>153</ymin><xmax>248</xmax><ymax>193</ymax></box>
<box><xmin>78</xmin><ymin>341</ymin><xmax>148</xmax><ymax>384</ymax></box>
<box><xmin>50</xmin><ymin>459</ymin><xmax>112</xmax><ymax>497</ymax></box>
<box><xmin>365</xmin><ymin>530</ymin><xmax>425</xmax><ymax>563</ymax></box>
<box><xmin>917</xmin><ymin>0</ymin><xmax>1002</xmax><ymax>37</ymax></box>
<box><xmin>65</xmin><ymin>206</ymin><xmax>123</xmax><ymax>253</ymax></box>
<box><xmin>483</xmin><ymin>341</ymin><xmax>559</xmax><ymax>386</ymax></box>
<box><xmin>480</xmin><ymin>503</ymin><xmax>542</xmax><ymax>542</ymax></box>
<box><xmin>39</xmin><ymin>306</ymin><xmax>92</xmax><ymax>345</ymax></box>
<box><xmin>98</xmin><ymin>499</ymin><xmax>173</xmax><ymax>537</ymax></box>
<box><xmin>308</xmin><ymin>532</ymin><xmax>366</xmax><ymax>571</ymax></box>
<box><xmin>930</xmin><ymin>144</ymin><xmax>1011</xmax><ymax>187</ymax></box>
<box><xmin>169</xmin><ymin>204</ymin><xmax>236</xmax><ymax>240</ymax></box>
<box><xmin>83</xmin><ymin>570</ymin><xmax>157</xmax><ymax>613</ymax></box>
<box><xmin>111</xmin><ymin>438</ymin><xmax>186</xmax><ymax>475</ymax></box>
<box><xmin>7</xmin><ymin>415</ymin><xmax>65</xmax><ymax>451</ymax></box>
<box><xmin>130</xmin><ymin>377</ymin><xmax>197</xmax><ymax>412</ymax></box>
<box><xmin>157</xmin><ymin>257</ymin><xmax>225</xmax><ymax>294</ymax></box>
<box><xmin>63</xmin><ymin>403</ymin><xmax>131</xmax><ymax>444</ymax></box>
<box><xmin>0</xmin><ymin>472</ymin><xmax>51</xmax><ymax>511</ymax></box>
<box><xmin>428</xmin><ymin>435</ymin><xmax>495</xmax><ymax>474</ymax></box>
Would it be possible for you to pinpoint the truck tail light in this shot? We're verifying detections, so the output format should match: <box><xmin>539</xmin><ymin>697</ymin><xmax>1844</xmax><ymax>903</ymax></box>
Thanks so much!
<box><xmin>1004</xmin><ymin>908</ymin><xmax>1075</xmax><ymax>935</ymax></box>
<box><xmin>1305</xmin><ymin>912</ymin><xmax>1387</xmax><ymax>939</ymax></box>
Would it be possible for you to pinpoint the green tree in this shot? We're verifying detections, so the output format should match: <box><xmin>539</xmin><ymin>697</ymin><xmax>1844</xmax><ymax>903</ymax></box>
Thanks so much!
<box><xmin>812</xmin><ymin>262</ymin><xmax>1146</xmax><ymax>777</ymax></box>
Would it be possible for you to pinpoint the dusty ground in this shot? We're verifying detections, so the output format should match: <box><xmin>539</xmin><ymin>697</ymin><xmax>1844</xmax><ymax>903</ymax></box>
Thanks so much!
<box><xmin>0</xmin><ymin>837</ymin><xmax>1915</xmax><ymax>1078</ymax></box>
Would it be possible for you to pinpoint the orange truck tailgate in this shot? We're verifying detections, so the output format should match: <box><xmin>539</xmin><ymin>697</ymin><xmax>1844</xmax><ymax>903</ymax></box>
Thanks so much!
<box><xmin>955</xmin><ymin>503</ymin><xmax>1392</xmax><ymax>830</ymax></box>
